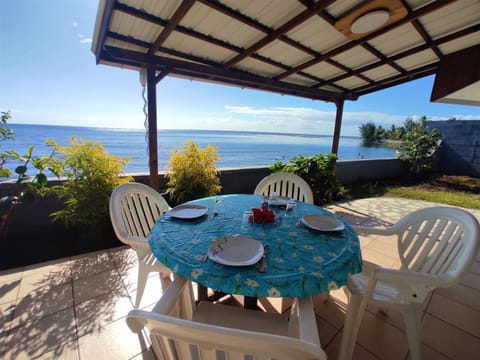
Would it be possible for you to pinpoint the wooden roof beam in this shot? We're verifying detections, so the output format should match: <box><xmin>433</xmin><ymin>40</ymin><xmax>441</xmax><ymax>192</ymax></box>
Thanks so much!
<box><xmin>223</xmin><ymin>0</ymin><xmax>335</xmax><ymax>68</ymax></box>
<box><xmin>101</xmin><ymin>46</ymin><xmax>348</xmax><ymax>102</ymax></box>
<box><xmin>321</xmin><ymin>23</ymin><xmax>480</xmax><ymax>89</ymax></box>
<box><xmin>274</xmin><ymin>0</ymin><xmax>456</xmax><ymax>81</ymax></box>
<box><xmin>148</xmin><ymin>0</ymin><xmax>196</xmax><ymax>55</ymax></box>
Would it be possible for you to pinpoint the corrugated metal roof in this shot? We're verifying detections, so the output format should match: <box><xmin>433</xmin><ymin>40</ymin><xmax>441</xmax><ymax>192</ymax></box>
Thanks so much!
<box><xmin>92</xmin><ymin>0</ymin><xmax>480</xmax><ymax>103</ymax></box>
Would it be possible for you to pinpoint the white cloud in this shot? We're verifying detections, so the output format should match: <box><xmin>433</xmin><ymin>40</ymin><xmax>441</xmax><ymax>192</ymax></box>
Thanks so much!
<box><xmin>222</xmin><ymin>105</ymin><xmax>412</xmax><ymax>136</ymax></box>
<box><xmin>77</xmin><ymin>33</ymin><xmax>92</xmax><ymax>44</ymax></box>
<box><xmin>72</xmin><ymin>21</ymin><xmax>78</xmax><ymax>28</ymax></box>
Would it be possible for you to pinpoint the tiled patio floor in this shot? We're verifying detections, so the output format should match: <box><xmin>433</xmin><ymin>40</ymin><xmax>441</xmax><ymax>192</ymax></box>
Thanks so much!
<box><xmin>1</xmin><ymin>197</ymin><xmax>479</xmax><ymax>359</ymax></box>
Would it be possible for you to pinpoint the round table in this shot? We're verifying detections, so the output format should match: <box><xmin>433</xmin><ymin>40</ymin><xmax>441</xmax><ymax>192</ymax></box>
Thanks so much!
<box><xmin>149</xmin><ymin>194</ymin><xmax>362</xmax><ymax>298</ymax></box>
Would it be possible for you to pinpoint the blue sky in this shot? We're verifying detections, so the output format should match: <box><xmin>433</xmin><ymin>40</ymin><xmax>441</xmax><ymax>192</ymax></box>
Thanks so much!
<box><xmin>1</xmin><ymin>1</ymin><xmax>479</xmax><ymax>137</ymax></box>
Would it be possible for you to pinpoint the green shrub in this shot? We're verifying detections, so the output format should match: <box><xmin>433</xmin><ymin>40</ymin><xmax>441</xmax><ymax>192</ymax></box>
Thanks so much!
<box><xmin>396</xmin><ymin>117</ymin><xmax>442</xmax><ymax>175</ymax></box>
<box><xmin>166</xmin><ymin>140</ymin><xmax>221</xmax><ymax>204</ymax></box>
<box><xmin>41</xmin><ymin>137</ymin><xmax>132</xmax><ymax>238</ymax></box>
<box><xmin>270</xmin><ymin>153</ymin><xmax>345</xmax><ymax>204</ymax></box>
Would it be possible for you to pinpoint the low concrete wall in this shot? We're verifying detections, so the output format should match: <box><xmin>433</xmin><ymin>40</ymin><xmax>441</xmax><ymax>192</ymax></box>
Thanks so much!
<box><xmin>1</xmin><ymin>158</ymin><xmax>405</xmax><ymax>269</ymax></box>
<box><xmin>335</xmin><ymin>158</ymin><xmax>408</xmax><ymax>184</ymax></box>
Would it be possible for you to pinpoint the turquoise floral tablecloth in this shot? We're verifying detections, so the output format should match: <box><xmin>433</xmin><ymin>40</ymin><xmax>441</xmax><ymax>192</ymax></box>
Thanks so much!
<box><xmin>149</xmin><ymin>194</ymin><xmax>362</xmax><ymax>298</ymax></box>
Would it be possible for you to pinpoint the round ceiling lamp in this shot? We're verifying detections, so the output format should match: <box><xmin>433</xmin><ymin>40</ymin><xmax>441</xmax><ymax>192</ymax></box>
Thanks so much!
<box><xmin>351</xmin><ymin>9</ymin><xmax>390</xmax><ymax>34</ymax></box>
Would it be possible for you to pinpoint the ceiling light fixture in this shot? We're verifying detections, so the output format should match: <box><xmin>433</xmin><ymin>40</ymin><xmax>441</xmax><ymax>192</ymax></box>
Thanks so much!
<box><xmin>351</xmin><ymin>9</ymin><xmax>390</xmax><ymax>34</ymax></box>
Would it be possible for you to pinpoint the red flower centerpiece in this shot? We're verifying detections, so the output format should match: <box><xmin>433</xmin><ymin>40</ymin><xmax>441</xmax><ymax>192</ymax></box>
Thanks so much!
<box><xmin>251</xmin><ymin>205</ymin><xmax>275</xmax><ymax>224</ymax></box>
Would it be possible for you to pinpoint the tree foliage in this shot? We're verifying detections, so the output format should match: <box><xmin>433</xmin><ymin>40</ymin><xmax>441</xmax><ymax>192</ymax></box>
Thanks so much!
<box><xmin>397</xmin><ymin>118</ymin><xmax>442</xmax><ymax>175</ymax></box>
<box><xmin>166</xmin><ymin>140</ymin><xmax>221</xmax><ymax>204</ymax></box>
<box><xmin>359</xmin><ymin>116</ymin><xmax>429</xmax><ymax>143</ymax></box>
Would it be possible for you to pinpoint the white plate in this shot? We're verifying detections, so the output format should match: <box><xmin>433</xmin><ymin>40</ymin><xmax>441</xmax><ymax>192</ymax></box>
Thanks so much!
<box><xmin>207</xmin><ymin>235</ymin><xmax>264</xmax><ymax>266</ymax></box>
<box><xmin>301</xmin><ymin>214</ymin><xmax>345</xmax><ymax>232</ymax></box>
<box><xmin>168</xmin><ymin>204</ymin><xmax>208</xmax><ymax>219</ymax></box>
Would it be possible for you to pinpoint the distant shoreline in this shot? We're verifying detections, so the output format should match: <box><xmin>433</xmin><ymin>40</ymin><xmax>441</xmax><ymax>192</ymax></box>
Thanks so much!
<box><xmin>8</xmin><ymin>122</ymin><xmax>362</xmax><ymax>140</ymax></box>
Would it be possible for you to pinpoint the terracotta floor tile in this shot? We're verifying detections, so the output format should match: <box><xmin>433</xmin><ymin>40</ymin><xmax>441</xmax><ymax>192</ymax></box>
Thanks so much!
<box><xmin>358</xmin><ymin>234</ymin><xmax>375</xmax><ymax>249</ymax></box>
<box><xmin>434</xmin><ymin>283</ymin><xmax>480</xmax><ymax>311</ymax></box>
<box><xmin>17</xmin><ymin>267</ymin><xmax>71</xmax><ymax>299</ymax></box>
<box><xmin>355</xmin><ymin>309</ymin><xmax>409</xmax><ymax>360</ymax></box>
<box><xmin>427</xmin><ymin>292</ymin><xmax>480</xmax><ymax>337</ymax></box>
<box><xmin>360</xmin><ymin>247</ymin><xmax>398</xmax><ymax>268</ymax></box>
<box><xmin>75</xmin><ymin>293</ymin><xmax>133</xmax><ymax>337</ymax></box>
<box><xmin>12</xmin><ymin>281</ymin><xmax>73</xmax><ymax>330</ymax></box>
<box><xmin>70</xmin><ymin>251</ymin><xmax>117</xmax><ymax>280</ymax></box>
<box><xmin>77</xmin><ymin>317</ymin><xmax>149</xmax><ymax>360</ymax></box>
<box><xmin>460</xmin><ymin>272</ymin><xmax>480</xmax><ymax>291</ymax></box>
<box><xmin>312</xmin><ymin>293</ymin><xmax>348</xmax><ymax>329</ymax></box>
<box><xmin>315</xmin><ymin>313</ymin><xmax>339</xmax><ymax>348</ymax></box>
<box><xmin>2</xmin><ymin>307</ymin><xmax>77</xmax><ymax>359</ymax></box>
<box><xmin>324</xmin><ymin>331</ymin><xmax>378</xmax><ymax>360</ymax></box>
<box><xmin>364</xmin><ymin>235</ymin><xmax>398</xmax><ymax>255</ymax></box>
<box><xmin>73</xmin><ymin>269</ymin><xmax>126</xmax><ymax>304</ymax></box>
<box><xmin>109</xmin><ymin>247</ymin><xmax>137</xmax><ymax>274</ymax></box>
<box><xmin>0</xmin><ymin>269</ymin><xmax>22</xmax><ymax>304</ymax></box>
<box><xmin>0</xmin><ymin>300</ymin><xmax>15</xmax><ymax>336</ymax></box>
<box><xmin>405</xmin><ymin>344</ymin><xmax>452</xmax><ymax>360</ymax></box>
<box><xmin>22</xmin><ymin>258</ymin><xmax>73</xmax><ymax>279</ymax></box>
<box><xmin>469</xmin><ymin>260</ymin><xmax>480</xmax><ymax>276</ymax></box>
<box><xmin>421</xmin><ymin>313</ymin><xmax>480</xmax><ymax>359</ymax></box>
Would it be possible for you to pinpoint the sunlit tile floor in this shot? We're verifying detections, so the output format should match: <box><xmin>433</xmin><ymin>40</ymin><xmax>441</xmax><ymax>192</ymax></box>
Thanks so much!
<box><xmin>1</xmin><ymin>198</ymin><xmax>479</xmax><ymax>359</ymax></box>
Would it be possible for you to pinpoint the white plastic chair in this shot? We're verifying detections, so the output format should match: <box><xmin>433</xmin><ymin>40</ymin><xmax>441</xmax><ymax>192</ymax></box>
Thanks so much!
<box><xmin>339</xmin><ymin>206</ymin><xmax>480</xmax><ymax>360</ymax></box>
<box><xmin>109</xmin><ymin>182</ymin><xmax>172</xmax><ymax>308</ymax></box>
<box><xmin>254</xmin><ymin>172</ymin><xmax>314</xmax><ymax>204</ymax></box>
<box><xmin>127</xmin><ymin>275</ymin><xmax>327</xmax><ymax>360</ymax></box>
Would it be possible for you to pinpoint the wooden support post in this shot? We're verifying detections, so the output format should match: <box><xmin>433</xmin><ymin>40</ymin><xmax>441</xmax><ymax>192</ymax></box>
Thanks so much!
<box><xmin>331</xmin><ymin>99</ymin><xmax>344</xmax><ymax>175</ymax></box>
<box><xmin>146</xmin><ymin>65</ymin><xmax>159</xmax><ymax>191</ymax></box>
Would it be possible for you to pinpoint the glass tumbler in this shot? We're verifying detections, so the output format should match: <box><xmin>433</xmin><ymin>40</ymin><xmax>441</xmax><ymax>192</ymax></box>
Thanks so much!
<box><xmin>241</xmin><ymin>210</ymin><xmax>253</xmax><ymax>232</ymax></box>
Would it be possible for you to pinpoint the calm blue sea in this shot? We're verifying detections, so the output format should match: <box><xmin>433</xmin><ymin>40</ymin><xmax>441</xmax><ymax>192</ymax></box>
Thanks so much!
<box><xmin>3</xmin><ymin>124</ymin><xmax>396</xmax><ymax>175</ymax></box>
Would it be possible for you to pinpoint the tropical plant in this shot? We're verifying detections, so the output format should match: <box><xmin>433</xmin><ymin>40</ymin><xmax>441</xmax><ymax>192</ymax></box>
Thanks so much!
<box><xmin>0</xmin><ymin>111</ymin><xmax>52</xmax><ymax>240</ymax></box>
<box><xmin>396</xmin><ymin>118</ymin><xmax>442</xmax><ymax>175</ymax></box>
<box><xmin>270</xmin><ymin>153</ymin><xmax>345</xmax><ymax>204</ymax></box>
<box><xmin>40</xmin><ymin>136</ymin><xmax>131</xmax><ymax>238</ymax></box>
<box><xmin>166</xmin><ymin>140</ymin><xmax>221</xmax><ymax>204</ymax></box>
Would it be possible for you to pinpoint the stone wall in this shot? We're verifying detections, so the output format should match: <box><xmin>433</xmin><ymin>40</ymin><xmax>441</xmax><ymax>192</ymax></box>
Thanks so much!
<box><xmin>426</xmin><ymin>120</ymin><xmax>480</xmax><ymax>176</ymax></box>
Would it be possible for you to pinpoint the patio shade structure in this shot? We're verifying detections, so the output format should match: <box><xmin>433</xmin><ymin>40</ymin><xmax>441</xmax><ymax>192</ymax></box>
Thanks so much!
<box><xmin>91</xmin><ymin>0</ymin><xmax>480</xmax><ymax>190</ymax></box>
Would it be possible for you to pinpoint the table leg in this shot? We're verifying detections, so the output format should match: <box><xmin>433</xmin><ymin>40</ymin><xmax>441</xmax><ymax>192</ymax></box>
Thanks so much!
<box><xmin>197</xmin><ymin>285</ymin><xmax>208</xmax><ymax>302</ymax></box>
<box><xmin>244</xmin><ymin>296</ymin><xmax>259</xmax><ymax>310</ymax></box>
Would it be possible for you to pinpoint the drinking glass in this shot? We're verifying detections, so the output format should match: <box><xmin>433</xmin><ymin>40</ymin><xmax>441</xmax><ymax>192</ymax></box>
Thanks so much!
<box><xmin>241</xmin><ymin>210</ymin><xmax>253</xmax><ymax>232</ymax></box>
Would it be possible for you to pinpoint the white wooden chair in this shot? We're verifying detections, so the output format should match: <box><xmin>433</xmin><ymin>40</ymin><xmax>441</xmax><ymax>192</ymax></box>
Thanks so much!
<box><xmin>127</xmin><ymin>275</ymin><xmax>327</xmax><ymax>360</ymax></box>
<box><xmin>254</xmin><ymin>172</ymin><xmax>314</xmax><ymax>204</ymax></box>
<box><xmin>109</xmin><ymin>182</ymin><xmax>172</xmax><ymax>308</ymax></box>
<box><xmin>339</xmin><ymin>206</ymin><xmax>480</xmax><ymax>360</ymax></box>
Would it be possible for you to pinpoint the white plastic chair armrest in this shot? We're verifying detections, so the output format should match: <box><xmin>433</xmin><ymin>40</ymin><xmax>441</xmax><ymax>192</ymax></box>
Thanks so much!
<box><xmin>151</xmin><ymin>276</ymin><xmax>189</xmax><ymax>315</ymax></box>
<box><xmin>373</xmin><ymin>267</ymin><xmax>447</xmax><ymax>288</ymax></box>
<box><xmin>127</xmin><ymin>276</ymin><xmax>190</xmax><ymax>333</ymax></box>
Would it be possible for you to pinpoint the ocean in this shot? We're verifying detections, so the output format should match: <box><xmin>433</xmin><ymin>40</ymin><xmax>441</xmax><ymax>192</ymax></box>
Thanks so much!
<box><xmin>2</xmin><ymin>124</ymin><xmax>396</xmax><ymax>175</ymax></box>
